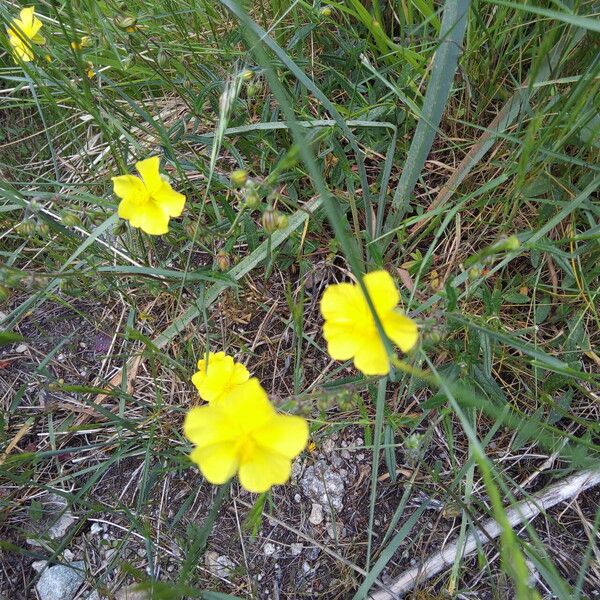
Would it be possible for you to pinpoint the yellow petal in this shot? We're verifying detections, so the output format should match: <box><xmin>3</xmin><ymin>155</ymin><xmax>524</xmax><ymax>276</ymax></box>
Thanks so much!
<box><xmin>353</xmin><ymin>334</ymin><xmax>390</xmax><ymax>375</ymax></box>
<box><xmin>320</xmin><ymin>282</ymin><xmax>365</xmax><ymax>323</ymax></box>
<box><xmin>183</xmin><ymin>405</ymin><xmax>240</xmax><ymax>447</ymax></box>
<box><xmin>18</xmin><ymin>7</ymin><xmax>42</xmax><ymax>38</ymax></box>
<box><xmin>135</xmin><ymin>157</ymin><xmax>162</xmax><ymax>195</ymax></box>
<box><xmin>219</xmin><ymin>378</ymin><xmax>275</xmax><ymax>434</ymax></box>
<box><xmin>192</xmin><ymin>352</ymin><xmax>250</xmax><ymax>404</ymax></box>
<box><xmin>154</xmin><ymin>182</ymin><xmax>186</xmax><ymax>217</ymax></box>
<box><xmin>363</xmin><ymin>270</ymin><xmax>400</xmax><ymax>315</ymax></box>
<box><xmin>123</xmin><ymin>200</ymin><xmax>169</xmax><ymax>235</ymax></box>
<box><xmin>112</xmin><ymin>174</ymin><xmax>148</xmax><ymax>203</ymax></box>
<box><xmin>238</xmin><ymin>446</ymin><xmax>292</xmax><ymax>493</ymax></box>
<box><xmin>323</xmin><ymin>321</ymin><xmax>362</xmax><ymax>360</ymax></box>
<box><xmin>9</xmin><ymin>37</ymin><xmax>33</xmax><ymax>62</ymax></box>
<box><xmin>253</xmin><ymin>414</ymin><xmax>308</xmax><ymax>459</ymax></box>
<box><xmin>383</xmin><ymin>310</ymin><xmax>418</xmax><ymax>353</ymax></box>
<box><xmin>190</xmin><ymin>442</ymin><xmax>239</xmax><ymax>484</ymax></box>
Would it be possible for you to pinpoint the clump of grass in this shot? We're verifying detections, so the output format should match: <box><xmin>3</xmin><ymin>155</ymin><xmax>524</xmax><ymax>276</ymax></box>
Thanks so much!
<box><xmin>1</xmin><ymin>0</ymin><xmax>599</xmax><ymax>599</ymax></box>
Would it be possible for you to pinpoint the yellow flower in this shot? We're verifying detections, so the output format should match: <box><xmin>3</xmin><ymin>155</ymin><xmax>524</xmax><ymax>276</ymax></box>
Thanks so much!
<box><xmin>71</xmin><ymin>36</ymin><xmax>91</xmax><ymax>50</ymax></box>
<box><xmin>184</xmin><ymin>378</ymin><xmax>309</xmax><ymax>493</ymax></box>
<box><xmin>191</xmin><ymin>351</ymin><xmax>250</xmax><ymax>405</ymax></box>
<box><xmin>112</xmin><ymin>156</ymin><xmax>186</xmax><ymax>235</ymax></box>
<box><xmin>85</xmin><ymin>62</ymin><xmax>95</xmax><ymax>78</ymax></box>
<box><xmin>7</xmin><ymin>6</ymin><xmax>45</xmax><ymax>63</ymax></box>
<box><xmin>320</xmin><ymin>270</ymin><xmax>418</xmax><ymax>376</ymax></box>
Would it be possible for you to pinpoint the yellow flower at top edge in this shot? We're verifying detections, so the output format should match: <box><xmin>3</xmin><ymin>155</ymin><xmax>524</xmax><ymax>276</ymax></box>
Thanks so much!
<box><xmin>111</xmin><ymin>156</ymin><xmax>186</xmax><ymax>235</ymax></box>
<box><xmin>191</xmin><ymin>351</ymin><xmax>250</xmax><ymax>405</ymax></box>
<box><xmin>320</xmin><ymin>270</ymin><xmax>418</xmax><ymax>376</ymax></box>
<box><xmin>184</xmin><ymin>378</ymin><xmax>309</xmax><ymax>493</ymax></box>
<box><xmin>7</xmin><ymin>6</ymin><xmax>45</xmax><ymax>63</ymax></box>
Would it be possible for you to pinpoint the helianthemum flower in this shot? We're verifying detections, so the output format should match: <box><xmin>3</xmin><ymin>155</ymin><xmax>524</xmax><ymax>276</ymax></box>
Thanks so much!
<box><xmin>320</xmin><ymin>270</ymin><xmax>418</xmax><ymax>376</ymax></box>
<box><xmin>112</xmin><ymin>156</ymin><xmax>186</xmax><ymax>235</ymax></box>
<box><xmin>184</xmin><ymin>378</ymin><xmax>309</xmax><ymax>493</ymax></box>
<box><xmin>191</xmin><ymin>351</ymin><xmax>250</xmax><ymax>405</ymax></box>
<box><xmin>7</xmin><ymin>7</ymin><xmax>45</xmax><ymax>63</ymax></box>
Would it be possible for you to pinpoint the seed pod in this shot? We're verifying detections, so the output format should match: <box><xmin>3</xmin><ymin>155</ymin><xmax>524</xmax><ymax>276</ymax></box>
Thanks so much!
<box><xmin>261</xmin><ymin>208</ymin><xmax>279</xmax><ymax>234</ymax></box>
<box><xmin>230</xmin><ymin>169</ymin><xmax>248</xmax><ymax>188</ymax></box>
<box><xmin>216</xmin><ymin>250</ymin><xmax>230</xmax><ymax>271</ymax></box>
<box><xmin>246</xmin><ymin>82</ymin><xmax>259</xmax><ymax>98</ymax></box>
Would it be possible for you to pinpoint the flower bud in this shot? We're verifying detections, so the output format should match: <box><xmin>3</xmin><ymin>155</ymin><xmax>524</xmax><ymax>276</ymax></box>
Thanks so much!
<box><xmin>36</xmin><ymin>222</ymin><xmax>50</xmax><ymax>236</ymax></box>
<box><xmin>244</xmin><ymin>189</ymin><xmax>260</xmax><ymax>209</ymax></box>
<box><xmin>246</xmin><ymin>82</ymin><xmax>260</xmax><ymax>98</ymax></box>
<box><xmin>242</xmin><ymin>69</ymin><xmax>254</xmax><ymax>81</ymax></box>
<box><xmin>115</xmin><ymin>16</ymin><xmax>137</xmax><ymax>30</ymax></box>
<box><xmin>157</xmin><ymin>49</ymin><xmax>169</xmax><ymax>68</ymax></box>
<box><xmin>16</xmin><ymin>220</ymin><xmax>36</xmax><ymax>235</ymax></box>
<box><xmin>262</xmin><ymin>208</ymin><xmax>279</xmax><ymax>234</ymax></box>
<box><xmin>216</xmin><ymin>250</ymin><xmax>230</xmax><ymax>271</ymax></box>
<box><xmin>230</xmin><ymin>169</ymin><xmax>249</xmax><ymax>188</ymax></box>
<box><xmin>276</xmin><ymin>213</ymin><xmax>289</xmax><ymax>230</ymax></box>
<box><xmin>320</xmin><ymin>6</ymin><xmax>333</xmax><ymax>17</ymax></box>
<box><xmin>61</xmin><ymin>213</ymin><xmax>81</xmax><ymax>227</ymax></box>
<box><xmin>468</xmin><ymin>267</ymin><xmax>480</xmax><ymax>280</ymax></box>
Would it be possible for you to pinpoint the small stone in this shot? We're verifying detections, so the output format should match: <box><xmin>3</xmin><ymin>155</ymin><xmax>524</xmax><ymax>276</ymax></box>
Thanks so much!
<box><xmin>31</xmin><ymin>560</ymin><xmax>47</xmax><ymax>573</ymax></box>
<box><xmin>85</xmin><ymin>593</ymin><xmax>101</xmax><ymax>600</ymax></box>
<box><xmin>326</xmin><ymin>522</ymin><xmax>341</xmax><ymax>539</ymax></box>
<box><xmin>290</xmin><ymin>542</ymin><xmax>303</xmax><ymax>556</ymax></box>
<box><xmin>90</xmin><ymin>523</ymin><xmax>103</xmax><ymax>536</ymax></box>
<box><xmin>308</xmin><ymin>503</ymin><xmax>324</xmax><ymax>526</ymax></box>
<box><xmin>355</xmin><ymin>438</ymin><xmax>363</xmax><ymax>446</ymax></box>
<box><xmin>263</xmin><ymin>542</ymin><xmax>276</xmax><ymax>557</ymax></box>
<box><xmin>301</xmin><ymin>460</ymin><xmax>345</xmax><ymax>512</ymax></box>
<box><xmin>63</xmin><ymin>549</ymin><xmax>74</xmax><ymax>562</ymax></box>
<box><xmin>16</xmin><ymin>344</ymin><xmax>28</xmax><ymax>353</ymax></box>
<box><xmin>302</xmin><ymin>561</ymin><xmax>312</xmax><ymax>574</ymax></box>
<box><xmin>36</xmin><ymin>561</ymin><xmax>84</xmax><ymax>600</ymax></box>
<box><xmin>27</xmin><ymin>493</ymin><xmax>76</xmax><ymax>546</ymax></box>
<box><xmin>322</xmin><ymin>438</ymin><xmax>335</xmax><ymax>454</ymax></box>
<box><xmin>205</xmin><ymin>551</ymin><xmax>235</xmax><ymax>579</ymax></box>
<box><xmin>357</xmin><ymin>453</ymin><xmax>365</xmax><ymax>460</ymax></box>
<box><xmin>294</xmin><ymin>493</ymin><xmax>301</xmax><ymax>503</ymax></box>
<box><xmin>340</xmin><ymin>449</ymin><xmax>351</xmax><ymax>460</ymax></box>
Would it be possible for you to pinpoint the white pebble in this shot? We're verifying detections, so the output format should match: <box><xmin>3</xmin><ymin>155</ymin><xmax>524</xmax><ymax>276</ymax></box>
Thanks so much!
<box><xmin>16</xmin><ymin>344</ymin><xmax>28</xmax><ymax>353</ymax></box>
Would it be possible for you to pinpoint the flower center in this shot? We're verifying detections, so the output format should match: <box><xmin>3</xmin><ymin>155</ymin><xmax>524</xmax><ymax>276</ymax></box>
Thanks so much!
<box><xmin>239</xmin><ymin>436</ymin><xmax>257</xmax><ymax>463</ymax></box>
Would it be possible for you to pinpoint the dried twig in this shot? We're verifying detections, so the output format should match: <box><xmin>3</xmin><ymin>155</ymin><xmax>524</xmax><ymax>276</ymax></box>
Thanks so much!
<box><xmin>369</xmin><ymin>466</ymin><xmax>600</xmax><ymax>599</ymax></box>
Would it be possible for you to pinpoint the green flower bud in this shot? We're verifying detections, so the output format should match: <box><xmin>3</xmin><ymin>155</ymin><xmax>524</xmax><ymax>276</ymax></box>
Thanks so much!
<box><xmin>468</xmin><ymin>267</ymin><xmax>481</xmax><ymax>280</ymax></box>
<box><xmin>230</xmin><ymin>169</ymin><xmax>249</xmax><ymax>188</ymax></box>
<box><xmin>157</xmin><ymin>49</ymin><xmax>169</xmax><ymax>68</ymax></box>
<box><xmin>16</xmin><ymin>220</ymin><xmax>36</xmax><ymax>235</ymax></box>
<box><xmin>242</xmin><ymin>69</ymin><xmax>254</xmax><ymax>81</ymax></box>
<box><xmin>36</xmin><ymin>222</ymin><xmax>50</xmax><ymax>236</ymax></box>
<box><xmin>244</xmin><ymin>190</ymin><xmax>260</xmax><ymax>210</ymax></box>
<box><xmin>261</xmin><ymin>208</ymin><xmax>279</xmax><ymax>234</ymax></box>
<box><xmin>276</xmin><ymin>213</ymin><xmax>289</xmax><ymax>230</ymax></box>
<box><xmin>320</xmin><ymin>6</ymin><xmax>333</xmax><ymax>17</ymax></box>
<box><xmin>61</xmin><ymin>213</ymin><xmax>80</xmax><ymax>227</ymax></box>
<box><xmin>115</xmin><ymin>15</ymin><xmax>137</xmax><ymax>30</ymax></box>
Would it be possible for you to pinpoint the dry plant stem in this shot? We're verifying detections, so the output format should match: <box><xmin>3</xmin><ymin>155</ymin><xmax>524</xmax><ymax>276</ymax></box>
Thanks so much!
<box><xmin>369</xmin><ymin>466</ymin><xmax>600</xmax><ymax>599</ymax></box>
